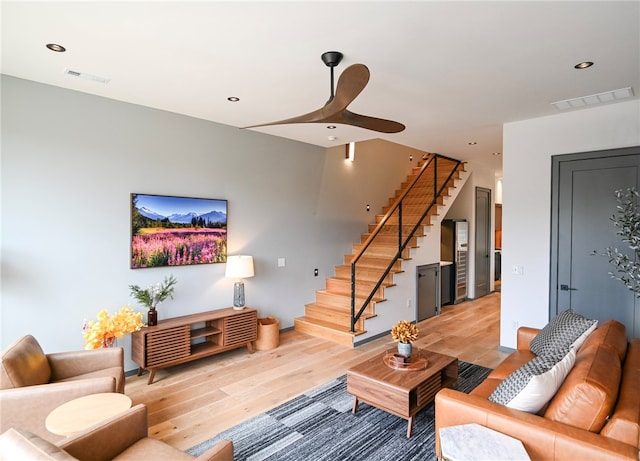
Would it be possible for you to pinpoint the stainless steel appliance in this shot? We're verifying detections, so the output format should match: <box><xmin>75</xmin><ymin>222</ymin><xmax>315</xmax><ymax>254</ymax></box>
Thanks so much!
<box><xmin>441</xmin><ymin>219</ymin><xmax>468</xmax><ymax>304</ymax></box>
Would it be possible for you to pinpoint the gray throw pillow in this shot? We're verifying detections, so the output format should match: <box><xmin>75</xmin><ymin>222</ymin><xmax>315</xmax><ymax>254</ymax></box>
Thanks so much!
<box><xmin>529</xmin><ymin>309</ymin><xmax>597</xmax><ymax>356</ymax></box>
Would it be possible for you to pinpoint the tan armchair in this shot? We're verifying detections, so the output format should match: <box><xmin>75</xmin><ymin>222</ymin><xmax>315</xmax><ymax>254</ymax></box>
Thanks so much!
<box><xmin>0</xmin><ymin>335</ymin><xmax>124</xmax><ymax>442</ymax></box>
<box><xmin>0</xmin><ymin>404</ymin><xmax>233</xmax><ymax>461</ymax></box>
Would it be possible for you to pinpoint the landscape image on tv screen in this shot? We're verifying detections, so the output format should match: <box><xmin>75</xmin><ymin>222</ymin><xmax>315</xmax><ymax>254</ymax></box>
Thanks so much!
<box><xmin>131</xmin><ymin>193</ymin><xmax>227</xmax><ymax>269</ymax></box>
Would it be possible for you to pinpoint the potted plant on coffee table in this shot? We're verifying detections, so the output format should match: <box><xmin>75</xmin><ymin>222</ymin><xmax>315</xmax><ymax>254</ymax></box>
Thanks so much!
<box><xmin>391</xmin><ymin>320</ymin><xmax>419</xmax><ymax>358</ymax></box>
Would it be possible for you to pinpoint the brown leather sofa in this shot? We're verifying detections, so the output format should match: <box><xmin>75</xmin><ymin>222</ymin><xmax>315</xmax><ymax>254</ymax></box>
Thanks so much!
<box><xmin>0</xmin><ymin>404</ymin><xmax>233</xmax><ymax>460</ymax></box>
<box><xmin>435</xmin><ymin>320</ymin><xmax>640</xmax><ymax>460</ymax></box>
<box><xmin>0</xmin><ymin>335</ymin><xmax>125</xmax><ymax>442</ymax></box>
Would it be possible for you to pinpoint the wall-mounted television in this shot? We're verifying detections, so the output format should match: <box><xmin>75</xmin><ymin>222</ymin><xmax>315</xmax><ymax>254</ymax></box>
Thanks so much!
<box><xmin>130</xmin><ymin>193</ymin><xmax>227</xmax><ymax>269</ymax></box>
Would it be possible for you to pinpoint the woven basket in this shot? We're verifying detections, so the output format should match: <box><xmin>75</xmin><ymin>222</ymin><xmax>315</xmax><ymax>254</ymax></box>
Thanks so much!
<box><xmin>255</xmin><ymin>316</ymin><xmax>280</xmax><ymax>350</ymax></box>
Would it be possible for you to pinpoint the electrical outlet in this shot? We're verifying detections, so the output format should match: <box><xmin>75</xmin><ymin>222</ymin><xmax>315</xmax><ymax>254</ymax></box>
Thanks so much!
<box><xmin>406</xmin><ymin>299</ymin><xmax>412</xmax><ymax>309</ymax></box>
<box><xmin>512</xmin><ymin>265</ymin><xmax>524</xmax><ymax>275</ymax></box>
<box><xmin>277</xmin><ymin>258</ymin><xmax>285</xmax><ymax>267</ymax></box>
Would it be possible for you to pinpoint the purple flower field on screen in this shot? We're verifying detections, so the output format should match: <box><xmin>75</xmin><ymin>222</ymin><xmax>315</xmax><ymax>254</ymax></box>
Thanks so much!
<box><xmin>131</xmin><ymin>228</ymin><xmax>227</xmax><ymax>268</ymax></box>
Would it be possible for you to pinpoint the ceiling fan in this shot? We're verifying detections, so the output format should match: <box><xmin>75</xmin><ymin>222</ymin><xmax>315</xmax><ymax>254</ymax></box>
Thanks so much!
<box><xmin>246</xmin><ymin>51</ymin><xmax>405</xmax><ymax>134</ymax></box>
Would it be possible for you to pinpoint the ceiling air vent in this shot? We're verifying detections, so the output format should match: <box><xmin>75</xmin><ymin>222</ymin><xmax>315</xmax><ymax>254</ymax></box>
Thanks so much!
<box><xmin>552</xmin><ymin>87</ymin><xmax>634</xmax><ymax>110</ymax></box>
<box><xmin>63</xmin><ymin>68</ymin><xmax>111</xmax><ymax>84</ymax></box>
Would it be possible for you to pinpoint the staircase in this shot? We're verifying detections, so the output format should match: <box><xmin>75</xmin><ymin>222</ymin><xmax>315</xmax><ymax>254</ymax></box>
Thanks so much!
<box><xmin>294</xmin><ymin>154</ymin><xmax>465</xmax><ymax>347</ymax></box>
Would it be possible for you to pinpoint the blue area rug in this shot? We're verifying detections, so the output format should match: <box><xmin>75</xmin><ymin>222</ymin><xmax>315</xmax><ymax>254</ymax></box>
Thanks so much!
<box><xmin>187</xmin><ymin>361</ymin><xmax>491</xmax><ymax>461</ymax></box>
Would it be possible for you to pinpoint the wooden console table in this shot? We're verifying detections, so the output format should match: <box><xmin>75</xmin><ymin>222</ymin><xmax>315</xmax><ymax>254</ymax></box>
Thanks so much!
<box><xmin>131</xmin><ymin>307</ymin><xmax>257</xmax><ymax>384</ymax></box>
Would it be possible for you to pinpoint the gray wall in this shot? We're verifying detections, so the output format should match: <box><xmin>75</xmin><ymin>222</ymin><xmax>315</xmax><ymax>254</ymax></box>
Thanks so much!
<box><xmin>1</xmin><ymin>75</ymin><xmax>417</xmax><ymax>371</ymax></box>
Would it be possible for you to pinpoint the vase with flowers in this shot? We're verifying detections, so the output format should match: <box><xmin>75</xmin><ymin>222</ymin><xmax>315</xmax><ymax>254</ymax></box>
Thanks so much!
<box><xmin>83</xmin><ymin>305</ymin><xmax>145</xmax><ymax>349</ymax></box>
<box><xmin>129</xmin><ymin>275</ymin><xmax>177</xmax><ymax>326</ymax></box>
<box><xmin>391</xmin><ymin>320</ymin><xmax>419</xmax><ymax>358</ymax></box>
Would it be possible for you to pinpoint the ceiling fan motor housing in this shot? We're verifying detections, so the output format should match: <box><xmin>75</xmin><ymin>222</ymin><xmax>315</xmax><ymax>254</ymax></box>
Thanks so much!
<box><xmin>321</xmin><ymin>51</ymin><xmax>343</xmax><ymax>67</ymax></box>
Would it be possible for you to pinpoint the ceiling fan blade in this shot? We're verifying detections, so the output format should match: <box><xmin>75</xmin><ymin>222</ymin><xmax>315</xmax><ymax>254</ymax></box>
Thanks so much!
<box><xmin>244</xmin><ymin>107</ymin><xmax>328</xmax><ymax>129</ymax></box>
<box><xmin>332</xmin><ymin>110</ymin><xmax>406</xmax><ymax>134</ymax></box>
<box><xmin>323</xmin><ymin>64</ymin><xmax>370</xmax><ymax>115</ymax></box>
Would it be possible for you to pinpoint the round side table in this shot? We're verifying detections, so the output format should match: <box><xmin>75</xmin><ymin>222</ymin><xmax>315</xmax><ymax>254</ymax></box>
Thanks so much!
<box><xmin>46</xmin><ymin>392</ymin><xmax>132</xmax><ymax>436</ymax></box>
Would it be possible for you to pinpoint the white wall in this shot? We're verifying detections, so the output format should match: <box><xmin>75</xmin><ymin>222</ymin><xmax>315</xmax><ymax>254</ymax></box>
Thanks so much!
<box><xmin>501</xmin><ymin>99</ymin><xmax>640</xmax><ymax>348</ymax></box>
<box><xmin>0</xmin><ymin>76</ymin><xmax>415</xmax><ymax>371</ymax></box>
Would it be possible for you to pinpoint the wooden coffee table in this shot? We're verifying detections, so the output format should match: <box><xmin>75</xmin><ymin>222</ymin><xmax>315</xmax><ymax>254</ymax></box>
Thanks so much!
<box><xmin>347</xmin><ymin>348</ymin><xmax>458</xmax><ymax>437</ymax></box>
<box><xmin>46</xmin><ymin>393</ymin><xmax>132</xmax><ymax>436</ymax></box>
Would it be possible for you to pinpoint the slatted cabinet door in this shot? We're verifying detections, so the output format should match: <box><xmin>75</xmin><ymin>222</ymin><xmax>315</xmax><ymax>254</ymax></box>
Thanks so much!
<box><xmin>146</xmin><ymin>325</ymin><xmax>190</xmax><ymax>368</ymax></box>
<box><xmin>224</xmin><ymin>310</ymin><xmax>258</xmax><ymax>346</ymax></box>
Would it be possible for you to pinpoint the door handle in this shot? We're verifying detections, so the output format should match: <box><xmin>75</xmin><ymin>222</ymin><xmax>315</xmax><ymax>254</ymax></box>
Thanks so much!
<box><xmin>560</xmin><ymin>284</ymin><xmax>577</xmax><ymax>291</ymax></box>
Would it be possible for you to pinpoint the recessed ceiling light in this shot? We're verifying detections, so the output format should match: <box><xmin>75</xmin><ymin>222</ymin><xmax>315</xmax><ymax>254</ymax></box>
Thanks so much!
<box><xmin>492</xmin><ymin>152</ymin><xmax>501</xmax><ymax>156</ymax></box>
<box><xmin>468</xmin><ymin>141</ymin><xmax>477</xmax><ymax>146</ymax></box>
<box><xmin>46</xmin><ymin>43</ymin><xmax>66</xmax><ymax>52</ymax></box>
<box><xmin>327</xmin><ymin>125</ymin><xmax>337</xmax><ymax>129</ymax></box>
<box><xmin>227</xmin><ymin>97</ymin><xmax>240</xmax><ymax>102</ymax></box>
<box><xmin>574</xmin><ymin>61</ymin><xmax>594</xmax><ymax>69</ymax></box>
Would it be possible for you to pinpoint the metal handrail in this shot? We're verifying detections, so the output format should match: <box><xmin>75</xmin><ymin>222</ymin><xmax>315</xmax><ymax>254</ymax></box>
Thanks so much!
<box><xmin>349</xmin><ymin>154</ymin><xmax>463</xmax><ymax>332</ymax></box>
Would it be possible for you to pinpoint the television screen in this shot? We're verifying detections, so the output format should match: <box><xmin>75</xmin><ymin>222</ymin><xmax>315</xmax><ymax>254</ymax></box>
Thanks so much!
<box><xmin>130</xmin><ymin>193</ymin><xmax>227</xmax><ymax>269</ymax></box>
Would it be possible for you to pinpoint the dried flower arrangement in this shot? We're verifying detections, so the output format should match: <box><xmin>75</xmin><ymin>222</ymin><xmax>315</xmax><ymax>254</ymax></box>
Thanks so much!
<box><xmin>391</xmin><ymin>320</ymin><xmax>419</xmax><ymax>344</ymax></box>
<box><xmin>83</xmin><ymin>305</ymin><xmax>145</xmax><ymax>349</ymax></box>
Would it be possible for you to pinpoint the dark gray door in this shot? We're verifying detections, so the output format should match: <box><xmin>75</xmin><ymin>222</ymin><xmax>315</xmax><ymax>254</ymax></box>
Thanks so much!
<box><xmin>551</xmin><ymin>147</ymin><xmax>640</xmax><ymax>338</ymax></box>
<box><xmin>475</xmin><ymin>187</ymin><xmax>491</xmax><ymax>298</ymax></box>
<box><xmin>417</xmin><ymin>263</ymin><xmax>439</xmax><ymax>321</ymax></box>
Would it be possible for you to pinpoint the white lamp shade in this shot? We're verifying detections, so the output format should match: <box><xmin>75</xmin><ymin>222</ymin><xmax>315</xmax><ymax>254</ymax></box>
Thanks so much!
<box><xmin>225</xmin><ymin>255</ymin><xmax>254</xmax><ymax>279</ymax></box>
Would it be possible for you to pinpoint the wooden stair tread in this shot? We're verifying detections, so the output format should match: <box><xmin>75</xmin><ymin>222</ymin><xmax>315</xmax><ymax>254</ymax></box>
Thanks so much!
<box><xmin>316</xmin><ymin>289</ymin><xmax>386</xmax><ymax>304</ymax></box>
<box><xmin>367</xmin><ymin>223</ymin><xmax>429</xmax><ymax>233</ymax></box>
<box><xmin>360</xmin><ymin>233</ymin><xmax>418</xmax><ymax>248</ymax></box>
<box><xmin>303</xmin><ymin>303</ymin><xmax>371</xmax><ymax>332</ymax></box>
<box><xmin>345</xmin><ymin>254</ymin><xmax>407</xmax><ymax>265</ymax></box>
<box><xmin>326</xmin><ymin>278</ymin><xmax>388</xmax><ymax>300</ymax></box>
<box><xmin>327</xmin><ymin>276</ymin><xmax>395</xmax><ymax>288</ymax></box>
<box><xmin>335</xmin><ymin>264</ymin><xmax>404</xmax><ymax>276</ymax></box>
<box><xmin>305</xmin><ymin>302</ymin><xmax>376</xmax><ymax>319</ymax></box>
<box><xmin>294</xmin><ymin>316</ymin><xmax>366</xmax><ymax>336</ymax></box>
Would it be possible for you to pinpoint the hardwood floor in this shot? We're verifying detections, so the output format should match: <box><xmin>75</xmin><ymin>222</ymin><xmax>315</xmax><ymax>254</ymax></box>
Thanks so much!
<box><xmin>125</xmin><ymin>291</ymin><xmax>507</xmax><ymax>451</ymax></box>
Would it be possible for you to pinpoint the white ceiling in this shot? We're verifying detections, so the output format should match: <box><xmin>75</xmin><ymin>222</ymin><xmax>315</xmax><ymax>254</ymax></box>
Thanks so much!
<box><xmin>2</xmin><ymin>1</ymin><xmax>639</xmax><ymax>176</ymax></box>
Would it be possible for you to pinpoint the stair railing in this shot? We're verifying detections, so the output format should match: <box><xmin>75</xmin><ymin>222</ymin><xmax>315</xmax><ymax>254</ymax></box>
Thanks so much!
<box><xmin>350</xmin><ymin>154</ymin><xmax>463</xmax><ymax>332</ymax></box>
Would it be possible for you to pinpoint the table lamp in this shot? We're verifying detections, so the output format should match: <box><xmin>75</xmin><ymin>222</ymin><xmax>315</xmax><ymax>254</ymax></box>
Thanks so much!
<box><xmin>225</xmin><ymin>255</ymin><xmax>254</xmax><ymax>309</ymax></box>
